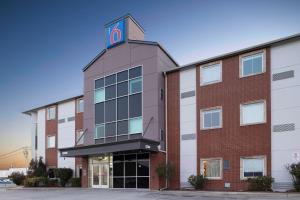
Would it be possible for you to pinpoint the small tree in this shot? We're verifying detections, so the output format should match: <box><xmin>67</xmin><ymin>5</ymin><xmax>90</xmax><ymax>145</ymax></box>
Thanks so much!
<box><xmin>9</xmin><ymin>172</ymin><xmax>26</xmax><ymax>186</ymax></box>
<box><xmin>27</xmin><ymin>157</ymin><xmax>47</xmax><ymax>177</ymax></box>
<box><xmin>188</xmin><ymin>175</ymin><xmax>208</xmax><ymax>190</ymax></box>
<box><xmin>155</xmin><ymin>162</ymin><xmax>175</xmax><ymax>189</ymax></box>
<box><xmin>287</xmin><ymin>162</ymin><xmax>300</xmax><ymax>191</ymax></box>
<box><xmin>54</xmin><ymin>168</ymin><xmax>73</xmax><ymax>187</ymax></box>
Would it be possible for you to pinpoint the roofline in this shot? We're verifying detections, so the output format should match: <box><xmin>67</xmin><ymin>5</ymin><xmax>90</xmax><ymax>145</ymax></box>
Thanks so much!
<box><xmin>105</xmin><ymin>13</ymin><xmax>145</xmax><ymax>33</ymax></box>
<box><xmin>23</xmin><ymin>94</ymin><xmax>84</xmax><ymax>115</ymax></box>
<box><xmin>165</xmin><ymin>32</ymin><xmax>300</xmax><ymax>74</ymax></box>
<box><xmin>82</xmin><ymin>40</ymin><xmax>179</xmax><ymax>72</ymax></box>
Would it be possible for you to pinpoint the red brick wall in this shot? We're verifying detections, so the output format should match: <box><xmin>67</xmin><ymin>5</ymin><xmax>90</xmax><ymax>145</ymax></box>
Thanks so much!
<box><xmin>150</xmin><ymin>152</ymin><xmax>166</xmax><ymax>190</ymax></box>
<box><xmin>196</xmin><ymin>48</ymin><xmax>271</xmax><ymax>191</ymax></box>
<box><xmin>45</xmin><ymin>105</ymin><xmax>58</xmax><ymax>167</ymax></box>
<box><xmin>81</xmin><ymin>157</ymin><xmax>89</xmax><ymax>188</ymax></box>
<box><xmin>166</xmin><ymin>72</ymin><xmax>180</xmax><ymax>189</ymax></box>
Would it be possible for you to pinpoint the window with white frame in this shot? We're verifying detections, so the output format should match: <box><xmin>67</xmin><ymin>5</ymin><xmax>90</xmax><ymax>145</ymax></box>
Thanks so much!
<box><xmin>47</xmin><ymin>136</ymin><xmax>56</xmax><ymax>148</ymax></box>
<box><xmin>241</xmin><ymin>52</ymin><xmax>264</xmax><ymax>77</ymax></box>
<box><xmin>201</xmin><ymin>107</ymin><xmax>222</xmax><ymax>129</ymax></box>
<box><xmin>200</xmin><ymin>158</ymin><xmax>222</xmax><ymax>179</ymax></box>
<box><xmin>47</xmin><ymin>107</ymin><xmax>56</xmax><ymax>120</ymax></box>
<box><xmin>76</xmin><ymin>99</ymin><xmax>84</xmax><ymax>113</ymax></box>
<box><xmin>240</xmin><ymin>101</ymin><xmax>266</xmax><ymax>125</ymax></box>
<box><xmin>241</xmin><ymin>157</ymin><xmax>265</xmax><ymax>178</ymax></box>
<box><xmin>76</xmin><ymin>130</ymin><xmax>84</xmax><ymax>145</ymax></box>
<box><xmin>200</xmin><ymin>63</ymin><xmax>222</xmax><ymax>85</ymax></box>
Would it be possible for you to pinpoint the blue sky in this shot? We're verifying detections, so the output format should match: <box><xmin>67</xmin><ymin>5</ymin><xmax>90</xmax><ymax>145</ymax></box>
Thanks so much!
<box><xmin>0</xmin><ymin>0</ymin><xmax>300</xmax><ymax>168</ymax></box>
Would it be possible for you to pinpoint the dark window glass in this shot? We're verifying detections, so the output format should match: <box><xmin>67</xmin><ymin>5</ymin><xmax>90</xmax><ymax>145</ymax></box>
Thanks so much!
<box><xmin>129</xmin><ymin>66</ymin><xmax>142</xmax><ymax>79</ymax></box>
<box><xmin>95</xmin><ymin>78</ymin><xmax>104</xmax><ymax>89</ymax></box>
<box><xmin>117</xmin><ymin>120</ymin><xmax>128</xmax><ymax>135</ymax></box>
<box><xmin>113</xmin><ymin>178</ymin><xmax>124</xmax><ymax>188</ymax></box>
<box><xmin>125</xmin><ymin>177</ymin><xmax>136</xmax><ymax>188</ymax></box>
<box><xmin>95</xmin><ymin>103</ymin><xmax>104</xmax><ymax>124</ymax></box>
<box><xmin>117</xmin><ymin>97</ymin><xmax>128</xmax><ymax>120</ymax></box>
<box><xmin>137</xmin><ymin>177</ymin><xmax>149</xmax><ymax>188</ymax></box>
<box><xmin>125</xmin><ymin>154</ymin><xmax>136</xmax><ymax>161</ymax></box>
<box><xmin>117</xmin><ymin>82</ymin><xmax>128</xmax><ymax>97</ymax></box>
<box><xmin>129</xmin><ymin>93</ymin><xmax>142</xmax><ymax>118</ymax></box>
<box><xmin>105</xmin><ymin>85</ymin><xmax>116</xmax><ymax>100</ymax></box>
<box><xmin>137</xmin><ymin>153</ymin><xmax>149</xmax><ymax>160</ymax></box>
<box><xmin>117</xmin><ymin>70</ymin><xmax>128</xmax><ymax>82</ymax></box>
<box><xmin>137</xmin><ymin>160</ymin><xmax>149</xmax><ymax>176</ymax></box>
<box><xmin>105</xmin><ymin>74</ymin><xmax>116</xmax><ymax>86</ymax></box>
<box><xmin>113</xmin><ymin>162</ymin><xmax>124</xmax><ymax>176</ymax></box>
<box><xmin>125</xmin><ymin>162</ymin><xmax>136</xmax><ymax>176</ymax></box>
<box><xmin>105</xmin><ymin>122</ymin><xmax>116</xmax><ymax>137</ymax></box>
<box><xmin>113</xmin><ymin>155</ymin><xmax>124</xmax><ymax>162</ymax></box>
<box><xmin>105</xmin><ymin>100</ymin><xmax>116</xmax><ymax>122</ymax></box>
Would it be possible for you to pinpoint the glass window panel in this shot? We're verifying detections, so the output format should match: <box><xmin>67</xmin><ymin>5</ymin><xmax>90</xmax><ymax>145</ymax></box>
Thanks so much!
<box><xmin>137</xmin><ymin>160</ymin><xmax>149</xmax><ymax>176</ymax></box>
<box><xmin>137</xmin><ymin>153</ymin><xmax>149</xmax><ymax>160</ymax></box>
<box><xmin>105</xmin><ymin>74</ymin><xmax>116</xmax><ymax>86</ymax></box>
<box><xmin>47</xmin><ymin>107</ymin><xmax>56</xmax><ymax>120</ymax></box>
<box><xmin>113</xmin><ymin>162</ymin><xmax>124</xmax><ymax>176</ymax></box>
<box><xmin>243</xmin><ymin>59</ymin><xmax>252</xmax><ymax>76</ymax></box>
<box><xmin>129</xmin><ymin>93</ymin><xmax>142</xmax><ymax>118</ymax></box>
<box><xmin>241</xmin><ymin>102</ymin><xmax>264</xmax><ymax>124</ymax></box>
<box><xmin>203</xmin><ymin>113</ymin><xmax>212</xmax><ymax>128</ymax></box>
<box><xmin>129</xmin><ymin>66</ymin><xmax>142</xmax><ymax>79</ymax></box>
<box><xmin>105</xmin><ymin>85</ymin><xmax>116</xmax><ymax>100</ymax></box>
<box><xmin>201</xmin><ymin>159</ymin><xmax>221</xmax><ymax>178</ymax></box>
<box><xmin>105</xmin><ymin>122</ymin><xmax>116</xmax><ymax>137</ymax></box>
<box><xmin>203</xmin><ymin>109</ymin><xmax>221</xmax><ymax>129</ymax></box>
<box><xmin>105</xmin><ymin>99</ymin><xmax>116</xmax><ymax>122</ymax></box>
<box><xmin>113</xmin><ymin>155</ymin><xmax>124</xmax><ymax>162</ymax></box>
<box><xmin>95</xmin><ymin>102</ymin><xmax>104</xmax><ymax>124</ymax></box>
<box><xmin>77</xmin><ymin>99</ymin><xmax>84</xmax><ymax>113</ymax></box>
<box><xmin>117</xmin><ymin>97</ymin><xmax>128</xmax><ymax>120</ymax></box>
<box><xmin>125</xmin><ymin>162</ymin><xmax>136</xmax><ymax>176</ymax></box>
<box><xmin>117</xmin><ymin>120</ymin><xmax>128</xmax><ymax>135</ymax></box>
<box><xmin>95</xmin><ymin>124</ymin><xmax>104</xmax><ymax>139</ymax></box>
<box><xmin>211</xmin><ymin>112</ymin><xmax>220</xmax><ymax>127</ymax></box>
<box><xmin>113</xmin><ymin>178</ymin><xmax>124</xmax><ymax>188</ymax></box>
<box><xmin>125</xmin><ymin>177</ymin><xmax>136</xmax><ymax>188</ymax></box>
<box><xmin>117</xmin><ymin>82</ymin><xmax>128</xmax><ymax>97</ymax></box>
<box><xmin>129</xmin><ymin>117</ymin><xmax>142</xmax><ymax>134</ymax></box>
<box><xmin>252</xmin><ymin>55</ymin><xmax>263</xmax><ymax>74</ymax></box>
<box><xmin>47</xmin><ymin>136</ymin><xmax>55</xmax><ymax>148</ymax></box>
<box><xmin>95</xmin><ymin>78</ymin><xmax>104</xmax><ymax>89</ymax></box>
<box><xmin>125</xmin><ymin>154</ymin><xmax>136</xmax><ymax>161</ymax></box>
<box><xmin>129</xmin><ymin>78</ymin><xmax>142</xmax><ymax>94</ymax></box>
<box><xmin>95</xmin><ymin>88</ymin><xmax>105</xmax><ymax>103</ymax></box>
<box><xmin>137</xmin><ymin>177</ymin><xmax>149</xmax><ymax>188</ymax></box>
<box><xmin>117</xmin><ymin>70</ymin><xmax>128</xmax><ymax>82</ymax></box>
<box><xmin>243</xmin><ymin>158</ymin><xmax>264</xmax><ymax>177</ymax></box>
<box><xmin>201</xmin><ymin>64</ymin><xmax>221</xmax><ymax>84</ymax></box>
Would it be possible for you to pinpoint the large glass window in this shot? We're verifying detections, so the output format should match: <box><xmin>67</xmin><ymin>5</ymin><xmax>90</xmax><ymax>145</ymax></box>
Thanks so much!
<box><xmin>94</xmin><ymin>66</ymin><xmax>142</xmax><ymax>142</ymax></box>
<box><xmin>241</xmin><ymin>52</ymin><xmax>264</xmax><ymax>77</ymax></box>
<box><xmin>200</xmin><ymin>158</ymin><xmax>222</xmax><ymax>179</ymax></box>
<box><xmin>242</xmin><ymin>157</ymin><xmax>265</xmax><ymax>178</ymax></box>
<box><xmin>240</xmin><ymin>101</ymin><xmax>265</xmax><ymax>125</ymax></box>
<box><xmin>201</xmin><ymin>107</ymin><xmax>222</xmax><ymax>129</ymax></box>
<box><xmin>200</xmin><ymin>63</ymin><xmax>222</xmax><ymax>85</ymax></box>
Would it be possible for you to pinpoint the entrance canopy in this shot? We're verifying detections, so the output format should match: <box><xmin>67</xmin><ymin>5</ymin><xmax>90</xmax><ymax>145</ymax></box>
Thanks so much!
<box><xmin>59</xmin><ymin>138</ymin><xmax>160</xmax><ymax>157</ymax></box>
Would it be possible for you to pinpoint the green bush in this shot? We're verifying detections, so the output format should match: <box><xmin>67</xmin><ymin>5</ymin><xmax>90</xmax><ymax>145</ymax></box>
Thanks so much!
<box><xmin>24</xmin><ymin>177</ymin><xmax>48</xmax><ymax>187</ymax></box>
<box><xmin>27</xmin><ymin>157</ymin><xmax>47</xmax><ymax>178</ymax></box>
<box><xmin>9</xmin><ymin>172</ymin><xmax>26</xmax><ymax>186</ymax></box>
<box><xmin>188</xmin><ymin>175</ymin><xmax>208</xmax><ymax>190</ymax></box>
<box><xmin>48</xmin><ymin>179</ymin><xmax>59</xmax><ymax>187</ymax></box>
<box><xmin>54</xmin><ymin>168</ymin><xmax>73</xmax><ymax>187</ymax></box>
<box><xmin>287</xmin><ymin>162</ymin><xmax>300</xmax><ymax>191</ymax></box>
<box><xmin>70</xmin><ymin>178</ymin><xmax>81</xmax><ymax>187</ymax></box>
<box><xmin>247</xmin><ymin>176</ymin><xmax>274</xmax><ymax>191</ymax></box>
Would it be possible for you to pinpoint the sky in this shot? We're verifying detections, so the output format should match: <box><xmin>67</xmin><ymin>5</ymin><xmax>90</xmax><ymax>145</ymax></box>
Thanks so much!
<box><xmin>0</xmin><ymin>0</ymin><xmax>300</xmax><ymax>169</ymax></box>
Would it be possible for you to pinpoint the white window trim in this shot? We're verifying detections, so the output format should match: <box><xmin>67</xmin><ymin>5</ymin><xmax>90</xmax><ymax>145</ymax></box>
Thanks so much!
<box><xmin>47</xmin><ymin>106</ymin><xmax>56</xmax><ymax>120</ymax></box>
<box><xmin>47</xmin><ymin>135</ymin><xmax>56</xmax><ymax>149</ymax></box>
<box><xmin>200</xmin><ymin>157</ymin><xmax>223</xmax><ymax>180</ymax></box>
<box><xmin>200</xmin><ymin>61</ymin><xmax>222</xmax><ymax>86</ymax></box>
<box><xmin>240</xmin><ymin>155</ymin><xmax>266</xmax><ymax>180</ymax></box>
<box><xmin>200</xmin><ymin>106</ymin><xmax>223</xmax><ymax>130</ymax></box>
<box><xmin>240</xmin><ymin>100</ymin><xmax>266</xmax><ymax>126</ymax></box>
<box><xmin>239</xmin><ymin>49</ymin><xmax>266</xmax><ymax>78</ymax></box>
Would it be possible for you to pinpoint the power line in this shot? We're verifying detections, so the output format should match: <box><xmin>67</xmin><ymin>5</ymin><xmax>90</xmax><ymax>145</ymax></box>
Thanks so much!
<box><xmin>0</xmin><ymin>146</ymin><xmax>31</xmax><ymax>158</ymax></box>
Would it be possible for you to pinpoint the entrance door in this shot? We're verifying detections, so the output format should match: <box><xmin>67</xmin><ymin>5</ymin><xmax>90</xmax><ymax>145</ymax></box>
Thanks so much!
<box><xmin>92</xmin><ymin>164</ymin><xmax>109</xmax><ymax>188</ymax></box>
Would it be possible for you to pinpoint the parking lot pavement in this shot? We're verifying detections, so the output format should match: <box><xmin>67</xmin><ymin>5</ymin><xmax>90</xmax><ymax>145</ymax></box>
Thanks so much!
<box><xmin>0</xmin><ymin>188</ymin><xmax>300</xmax><ymax>200</ymax></box>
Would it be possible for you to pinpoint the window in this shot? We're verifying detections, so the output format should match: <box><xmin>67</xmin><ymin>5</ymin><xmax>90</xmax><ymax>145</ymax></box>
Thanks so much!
<box><xmin>129</xmin><ymin>117</ymin><xmax>142</xmax><ymax>134</ymax></box>
<box><xmin>76</xmin><ymin>130</ymin><xmax>84</xmax><ymax>145</ymax></box>
<box><xmin>241</xmin><ymin>157</ymin><xmax>265</xmax><ymax>179</ymax></box>
<box><xmin>47</xmin><ymin>107</ymin><xmax>56</xmax><ymax>120</ymax></box>
<box><xmin>95</xmin><ymin>88</ymin><xmax>105</xmax><ymax>103</ymax></box>
<box><xmin>95</xmin><ymin>124</ymin><xmax>105</xmax><ymax>139</ymax></box>
<box><xmin>200</xmin><ymin>62</ymin><xmax>222</xmax><ymax>85</ymax></box>
<box><xmin>129</xmin><ymin>77</ymin><xmax>142</xmax><ymax>94</ymax></box>
<box><xmin>76</xmin><ymin>99</ymin><xmax>84</xmax><ymax>113</ymax></box>
<box><xmin>201</xmin><ymin>107</ymin><xmax>222</xmax><ymax>129</ymax></box>
<box><xmin>200</xmin><ymin>158</ymin><xmax>222</xmax><ymax>179</ymax></box>
<box><xmin>47</xmin><ymin>136</ymin><xmax>56</xmax><ymax>148</ymax></box>
<box><xmin>240</xmin><ymin>51</ymin><xmax>265</xmax><ymax>77</ymax></box>
<box><xmin>240</xmin><ymin>101</ymin><xmax>266</xmax><ymax>125</ymax></box>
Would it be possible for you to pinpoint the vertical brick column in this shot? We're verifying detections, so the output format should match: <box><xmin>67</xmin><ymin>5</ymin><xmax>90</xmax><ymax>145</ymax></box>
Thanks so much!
<box><xmin>81</xmin><ymin>157</ymin><xmax>89</xmax><ymax>188</ymax></box>
<box><xmin>150</xmin><ymin>152</ymin><xmax>166</xmax><ymax>190</ymax></box>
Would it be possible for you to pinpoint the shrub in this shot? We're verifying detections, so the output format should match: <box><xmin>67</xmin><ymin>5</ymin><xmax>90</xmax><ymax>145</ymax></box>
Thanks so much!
<box><xmin>247</xmin><ymin>176</ymin><xmax>274</xmax><ymax>191</ymax></box>
<box><xmin>287</xmin><ymin>162</ymin><xmax>300</xmax><ymax>191</ymax></box>
<box><xmin>48</xmin><ymin>179</ymin><xmax>59</xmax><ymax>187</ymax></box>
<box><xmin>24</xmin><ymin>177</ymin><xmax>48</xmax><ymax>187</ymax></box>
<box><xmin>9</xmin><ymin>172</ymin><xmax>26</xmax><ymax>186</ymax></box>
<box><xmin>54</xmin><ymin>168</ymin><xmax>73</xmax><ymax>187</ymax></box>
<box><xmin>155</xmin><ymin>162</ymin><xmax>175</xmax><ymax>188</ymax></box>
<box><xmin>70</xmin><ymin>178</ymin><xmax>81</xmax><ymax>187</ymax></box>
<box><xmin>27</xmin><ymin>157</ymin><xmax>47</xmax><ymax>178</ymax></box>
<box><xmin>188</xmin><ymin>175</ymin><xmax>208</xmax><ymax>190</ymax></box>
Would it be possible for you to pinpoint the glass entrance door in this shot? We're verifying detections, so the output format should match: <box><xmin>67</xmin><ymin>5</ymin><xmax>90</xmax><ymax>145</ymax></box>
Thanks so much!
<box><xmin>92</xmin><ymin>164</ymin><xmax>109</xmax><ymax>188</ymax></box>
